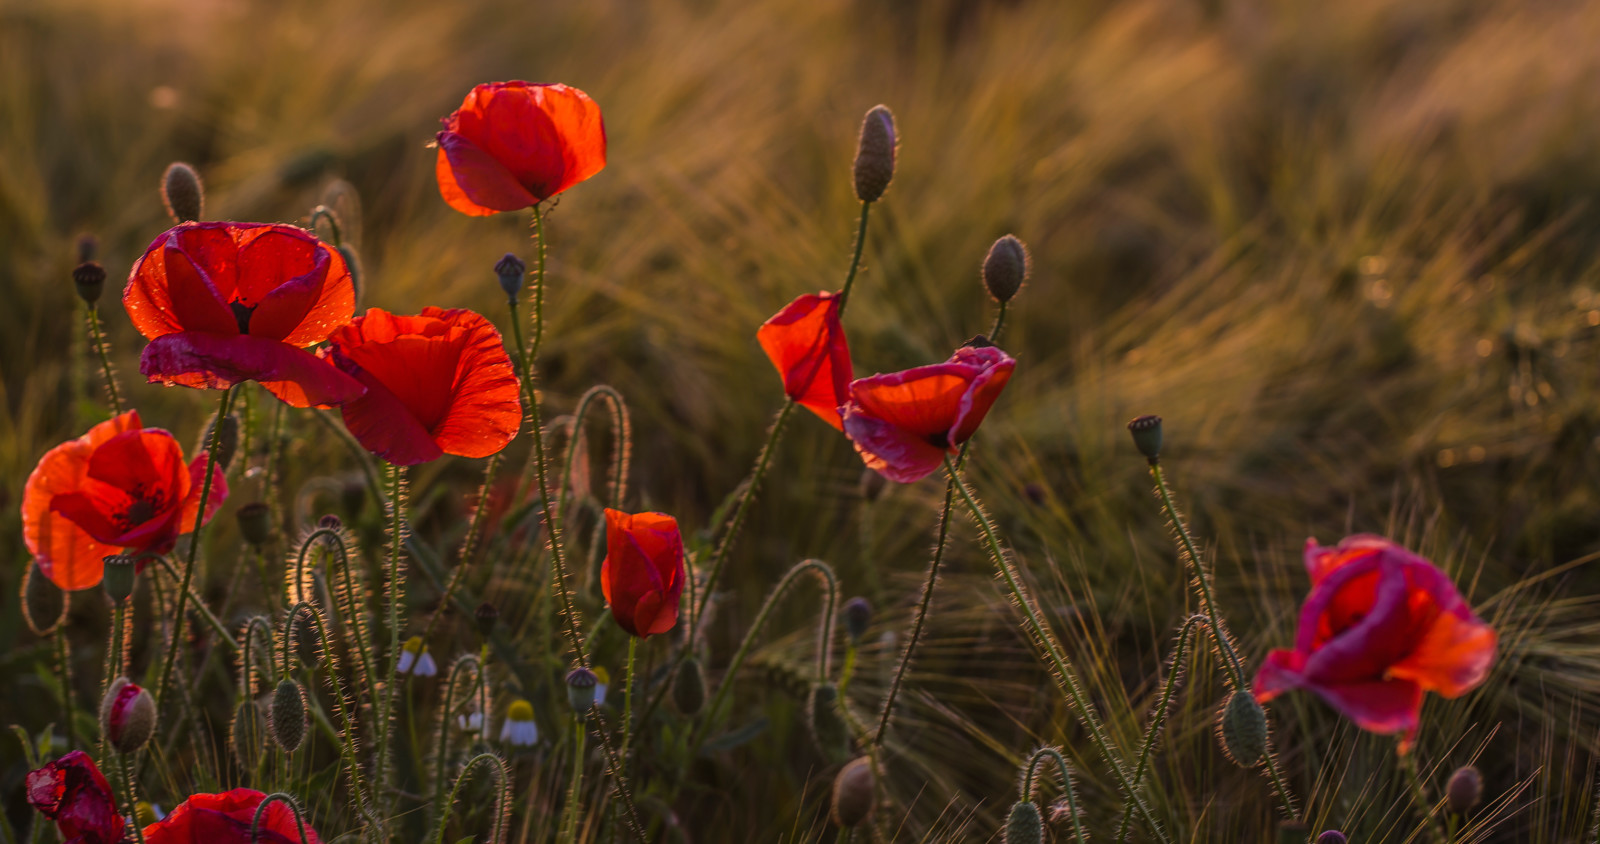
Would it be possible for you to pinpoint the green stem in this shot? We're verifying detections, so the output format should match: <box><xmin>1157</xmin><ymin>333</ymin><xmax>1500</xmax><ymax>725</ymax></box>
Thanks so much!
<box><xmin>419</xmin><ymin>454</ymin><xmax>502</xmax><ymax>644</ymax></box>
<box><xmin>873</xmin><ymin>475</ymin><xmax>956</xmax><ymax>749</ymax></box>
<box><xmin>1020</xmin><ymin>747</ymin><xmax>1085</xmax><ymax>844</ymax></box>
<box><xmin>378</xmin><ymin>462</ymin><xmax>407</xmax><ymax>814</ymax></box>
<box><xmin>1115</xmin><ymin>614</ymin><xmax>1205</xmax><ymax>844</ymax></box>
<box><xmin>1401</xmin><ymin>748</ymin><xmax>1447</xmax><ymax>844</ymax></box>
<box><xmin>54</xmin><ymin>630</ymin><xmax>75</xmax><ymax>748</ymax></box>
<box><xmin>150</xmin><ymin>556</ymin><xmax>238</xmax><ymax>653</ymax></box>
<box><xmin>432</xmin><ymin>753</ymin><xmax>510</xmax><ymax>844</ymax></box>
<box><xmin>288</xmin><ymin>602</ymin><xmax>373</xmax><ymax>830</ymax></box>
<box><xmin>589</xmin><ymin>705</ymin><xmax>646</xmax><ymax>842</ymax></box>
<box><xmin>836</xmin><ymin>201</ymin><xmax>871</xmax><ymax>312</ymax></box>
<box><xmin>559</xmin><ymin>715</ymin><xmax>588</xmax><ymax>844</ymax></box>
<box><xmin>621</xmin><ymin>637</ymin><xmax>637</xmax><ymax>767</ymax></box>
<box><xmin>105</xmin><ymin>601</ymin><xmax>126</xmax><ymax>697</ymax></box>
<box><xmin>86</xmin><ymin>306</ymin><xmax>123</xmax><ymax>416</ymax></box>
<box><xmin>431</xmin><ymin>655</ymin><xmax>483</xmax><ymax>817</ymax></box>
<box><xmin>290</xmin><ymin>528</ymin><xmax>377</xmax><ymax>707</ymax></box>
<box><xmin>251</xmin><ymin>793</ymin><xmax>312</xmax><ymax>844</ymax></box>
<box><xmin>116</xmin><ymin>751</ymin><xmax>147</xmax><ymax>844</ymax></box>
<box><xmin>987</xmin><ymin>301</ymin><xmax>1008</xmax><ymax>341</ymax></box>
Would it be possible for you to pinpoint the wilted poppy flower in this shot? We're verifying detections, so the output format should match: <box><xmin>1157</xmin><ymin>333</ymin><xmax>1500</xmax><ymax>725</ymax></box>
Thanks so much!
<box><xmin>26</xmin><ymin>751</ymin><xmax>123</xmax><ymax>844</ymax></box>
<box><xmin>436</xmin><ymin>81</ymin><xmax>607</xmax><ymax>216</ymax></box>
<box><xmin>601</xmin><ymin>508</ymin><xmax>686</xmax><ymax>638</ymax></box>
<box><xmin>124</xmin><ymin>222</ymin><xmax>365</xmax><ymax>408</ymax></box>
<box><xmin>23</xmin><ymin>411</ymin><xmax>228</xmax><ymax>591</ymax></box>
<box><xmin>757</xmin><ymin>291</ymin><xmax>852</xmax><ymax>429</ymax></box>
<box><xmin>144</xmin><ymin>788</ymin><xmax>320</xmax><ymax>844</ymax></box>
<box><xmin>840</xmin><ymin>344</ymin><xmax>1016</xmax><ymax>483</ymax></box>
<box><xmin>1253</xmin><ymin>535</ymin><xmax>1497</xmax><ymax>750</ymax></box>
<box><xmin>326</xmin><ymin>307</ymin><xmax>521</xmax><ymax>465</ymax></box>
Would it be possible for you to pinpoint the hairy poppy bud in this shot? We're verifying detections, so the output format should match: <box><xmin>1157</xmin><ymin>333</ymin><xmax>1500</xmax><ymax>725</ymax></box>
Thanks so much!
<box><xmin>566</xmin><ymin>666</ymin><xmax>599</xmax><ymax>713</ymax></box>
<box><xmin>231</xmin><ymin>699</ymin><xmax>267</xmax><ymax>766</ymax></box>
<box><xmin>292</xmin><ymin>607</ymin><xmax>321</xmax><ymax>668</ymax></box>
<box><xmin>831</xmin><ymin>756</ymin><xmax>876</xmax><ymax>828</ymax></box>
<box><xmin>102</xmin><ymin>554</ymin><xmax>137</xmax><ymax>605</ymax></box>
<box><xmin>983</xmin><ymin>235</ymin><xmax>1030</xmax><ymax>304</ymax></box>
<box><xmin>1127</xmin><ymin>415</ymin><xmax>1163</xmax><ymax>463</ymax></box>
<box><xmin>161</xmin><ymin>162</ymin><xmax>204</xmax><ymax>223</ymax></box>
<box><xmin>317</xmin><ymin>514</ymin><xmax>343</xmax><ymax>531</ymax></box>
<box><xmin>270</xmin><ymin>679</ymin><xmax>307</xmax><ymax>752</ymax></box>
<box><xmin>842</xmin><ymin>597</ymin><xmax>872</xmax><ymax>645</ymax></box>
<box><xmin>475</xmin><ymin>601</ymin><xmax>499</xmax><ymax>638</ymax></box>
<box><xmin>22</xmin><ymin>561</ymin><xmax>66</xmax><ymax>636</ymax></box>
<box><xmin>1219</xmin><ymin>690</ymin><xmax>1267</xmax><ymax>768</ymax></box>
<box><xmin>858</xmin><ymin>468</ymin><xmax>887</xmax><ymax>502</ymax></box>
<box><xmin>853</xmin><ymin>105</ymin><xmax>896</xmax><ymax>203</ymax></box>
<box><xmin>494</xmin><ymin>253</ymin><xmax>526</xmax><ymax>305</ymax></box>
<box><xmin>202</xmin><ymin>414</ymin><xmax>239</xmax><ymax>472</ymax></box>
<box><xmin>672</xmin><ymin>656</ymin><xmax>706</xmax><ymax>716</ymax></box>
<box><xmin>73</xmin><ymin>262</ymin><xmax>106</xmax><ymax>306</ymax></box>
<box><xmin>236</xmin><ymin>503</ymin><xmax>272</xmax><ymax>547</ymax></box>
<box><xmin>1003</xmin><ymin>801</ymin><xmax>1043</xmax><ymax>844</ymax></box>
<box><xmin>808</xmin><ymin>683</ymin><xmax>850</xmax><ymax>763</ymax></box>
<box><xmin>1446</xmin><ymin>765</ymin><xmax>1482</xmax><ymax>815</ymax></box>
<box><xmin>1316</xmin><ymin>831</ymin><xmax>1347</xmax><ymax>844</ymax></box>
<box><xmin>101</xmin><ymin>677</ymin><xmax>156</xmax><ymax>754</ymax></box>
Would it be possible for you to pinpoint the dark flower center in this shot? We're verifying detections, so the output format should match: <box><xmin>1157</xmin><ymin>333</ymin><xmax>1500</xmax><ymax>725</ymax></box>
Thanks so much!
<box><xmin>927</xmin><ymin>431</ymin><xmax>950</xmax><ymax>449</ymax></box>
<box><xmin>231</xmin><ymin>301</ymin><xmax>256</xmax><ymax>334</ymax></box>
<box><xmin>116</xmin><ymin>486</ymin><xmax>166</xmax><ymax>532</ymax></box>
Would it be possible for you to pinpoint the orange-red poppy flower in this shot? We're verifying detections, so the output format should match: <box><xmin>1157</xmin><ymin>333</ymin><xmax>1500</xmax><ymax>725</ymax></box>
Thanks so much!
<box><xmin>757</xmin><ymin>291</ymin><xmax>853</xmax><ymax>429</ymax></box>
<box><xmin>144</xmin><ymin>788</ymin><xmax>321</xmax><ymax>844</ymax></box>
<box><xmin>124</xmin><ymin>222</ymin><xmax>365</xmax><ymax>408</ymax></box>
<box><xmin>22</xmin><ymin>411</ymin><xmax>227</xmax><ymax>591</ymax></box>
<box><xmin>601</xmin><ymin>508</ymin><xmax>686</xmax><ymax>638</ymax></box>
<box><xmin>840</xmin><ymin>344</ymin><xmax>1016</xmax><ymax>483</ymax></box>
<box><xmin>1253</xmin><ymin>535</ymin><xmax>1497</xmax><ymax>751</ymax></box>
<box><xmin>27</xmin><ymin>751</ymin><xmax>122</xmax><ymax>844</ymax></box>
<box><xmin>436</xmin><ymin>81</ymin><xmax>607</xmax><ymax>216</ymax></box>
<box><xmin>326</xmin><ymin>307</ymin><xmax>521</xmax><ymax>465</ymax></box>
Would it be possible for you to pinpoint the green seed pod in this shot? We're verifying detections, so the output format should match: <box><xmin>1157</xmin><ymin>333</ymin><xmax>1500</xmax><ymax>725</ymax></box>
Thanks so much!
<box><xmin>494</xmin><ymin>253</ymin><xmax>526</xmax><ymax>305</ymax></box>
<box><xmin>102</xmin><ymin>554</ymin><xmax>138</xmax><ymax>606</ymax></box>
<box><xmin>161</xmin><ymin>162</ymin><xmax>205</xmax><ymax>223</ymax></box>
<box><xmin>566</xmin><ymin>666</ymin><xmax>598</xmax><ymax>714</ymax></box>
<box><xmin>982</xmin><ymin>235</ymin><xmax>1030</xmax><ymax>304</ymax></box>
<box><xmin>236</xmin><ymin>502</ymin><xmax>273</xmax><ymax>547</ymax></box>
<box><xmin>230</xmin><ymin>698</ymin><xmax>268</xmax><ymax>767</ymax></box>
<box><xmin>808</xmin><ymin>683</ymin><xmax>850</xmax><ymax>763</ymax></box>
<box><xmin>100</xmin><ymin>677</ymin><xmax>157</xmax><ymax>754</ymax></box>
<box><xmin>73</xmin><ymin>262</ymin><xmax>107</xmax><ymax>306</ymax></box>
<box><xmin>1127</xmin><ymin>415</ymin><xmax>1163</xmax><ymax>463</ymax></box>
<box><xmin>672</xmin><ymin>656</ymin><xmax>707</xmax><ymax>716</ymax></box>
<box><xmin>1003</xmin><ymin>801</ymin><xmax>1043</xmax><ymax>844</ymax></box>
<box><xmin>21</xmin><ymin>561</ymin><xmax>66</xmax><ymax>636</ymax></box>
<box><xmin>1219</xmin><ymin>690</ymin><xmax>1268</xmax><ymax>768</ymax></box>
<box><xmin>1447</xmin><ymin>765</ymin><xmax>1482</xmax><ymax>815</ymax></box>
<box><xmin>852</xmin><ymin>105</ymin><xmax>896</xmax><ymax>203</ymax></box>
<box><xmin>841</xmin><ymin>597</ymin><xmax>872</xmax><ymax>645</ymax></box>
<box><xmin>292</xmin><ymin>607</ymin><xmax>321</xmax><ymax>668</ymax></box>
<box><xmin>203</xmin><ymin>413</ymin><xmax>239</xmax><ymax>471</ymax></box>
<box><xmin>831</xmin><ymin>756</ymin><xmax>876</xmax><ymax>828</ymax></box>
<box><xmin>270</xmin><ymin>679</ymin><xmax>307</xmax><ymax>753</ymax></box>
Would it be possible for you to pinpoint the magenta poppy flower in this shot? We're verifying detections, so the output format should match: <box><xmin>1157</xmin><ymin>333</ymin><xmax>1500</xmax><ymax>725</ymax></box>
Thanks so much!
<box><xmin>26</xmin><ymin>751</ymin><xmax>123</xmax><ymax>844</ymax></box>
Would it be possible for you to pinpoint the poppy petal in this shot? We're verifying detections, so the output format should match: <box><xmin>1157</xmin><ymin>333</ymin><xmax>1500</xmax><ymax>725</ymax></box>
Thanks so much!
<box><xmin>841</xmin><ymin>405</ymin><xmax>949</xmax><ymax>483</ymax></box>
<box><xmin>436</xmin><ymin>133</ymin><xmax>538</xmax><ymax>216</ymax></box>
<box><xmin>22</xmin><ymin>412</ymin><xmax>142</xmax><ymax>590</ymax></box>
<box><xmin>141</xmin><ymin>332</ymin><xmax>366</xmax><ymax>409</ymax></box>
<box><xmin>757</xmin><ymin>292</ymin><xmax>852</xmax><ymax>429</ymax></box>
<box><xmin>335</xmin><ymin>362</ymin><xmax>447</xmax><ymax>466</ymax></box>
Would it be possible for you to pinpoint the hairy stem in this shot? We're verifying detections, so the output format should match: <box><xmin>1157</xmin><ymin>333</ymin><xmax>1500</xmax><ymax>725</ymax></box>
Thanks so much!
<box><xmin>1021</xmin><ymin>747</ymin><xmax>1084</xmax><ymax>844</ymax></box>
<box><xmin>1115</xmin><ymin>614</ymin><xmax>1205</xmax><ymax>843</ymax></box>
<box><xmin>86</xmin><ymin>306</ymin><xmax>123</xmax><ymax>416</ymax></box>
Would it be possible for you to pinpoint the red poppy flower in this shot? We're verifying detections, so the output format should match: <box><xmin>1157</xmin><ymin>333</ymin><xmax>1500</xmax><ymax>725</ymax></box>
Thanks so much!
<box><xmin>26</xmin><ymin>751</ymin><xmax>123</xmax><ymax>844</ymax></box>
<box><xmin>1252</xmin><ymin>535</ymin><xmax>1497</xmax><ymax>751</ymax></box>
<box><xmin>144</xmin><ymin>788</ymin><xmax>321</xmax><ymax>844</ymax></box>
<box><xmin>22</xmin><ymin>411</ymin><xmax>227</xmax><ymax>591</ymax></box>
<box><xmin>435</xmin><ymin>81</ymin><xmax>607</xmax><ymax>216</ymax></box>
<box><xmin>757</xmin><ymin>291</ymin><xmax>853</xmax><ymax>429</ymax></box>
<box><xmin>326</xmin><ymin>307</ymin><xmax>521</xmax><ymax>465</ymax></box>
<box><xmin>840</xmin><ymin>344</ymin><xmax>1016</xmax><ymax>483</ymax></box>
<box><xmin>124</xmin><ymin>222</ymin><xmax>365</xmax><ymax>409</ymax></box>
<box><xmin>601</xmin><ymin>508</ymin><xmax>686</xmax><ymax>638</ymax></box>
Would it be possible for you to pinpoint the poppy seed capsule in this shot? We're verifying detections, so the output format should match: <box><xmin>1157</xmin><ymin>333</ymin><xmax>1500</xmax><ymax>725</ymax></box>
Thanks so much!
<box><xmin>983</xmin><ymin>235</ymin><xmax>1030</xmax><ymax>304</ymax></box>
<box><xmin>270</xmin><ymin>679</ymin><xmax>307</xmax><ymax>752</ymax></box>
<box><xmin>317</xmin><ymin>513</ymin><xmax>343</xmax><ymax>531</ymax></box>
<box><xmin>842</xmin><ymin>597</ymin><xmax>872</xmax><ymax>645</ymax></box>
<box><xmin>1002</xmin><ymin>801</ymin><xmax>1043</xmax><ymax>844</ymax></box>
<box><xmin>160</xmin><ymin>162</ymin><xmax>204</xmax><ymax>223</ymax></box>
<box><xmin>236</xmin><ymin>503</ymin><xmax>272</xmax><ymax>547</ymax></box>
<box><xmin>1316</xmin><ymin>831</ymin><xmax>1348</xmax><ymax>844</ymax></box>
<box><xmin>21</xmin><ymin>561</ymin><xmax>66</xmax><ymax>636</ymax></box>
<box><xmin>102</xmin><ymin>554</ymin><xmax>138</xmax><ymax>605</ymax></box>
<box><xmin>230</xmin><ymin>699</ymin><xmax>267</xmax><ymax>766</ymax></box>
<box><xmin>672</xmin><ymin>656</ymin><xmax>707</xmax><ymax>716</ymax></box>
<box><xmin>853</xmin><ymin>105</ymin><xmax>896</xmax><ymax>203</ymax></box>
<box><xmin>1127</xmin><ymin>415</ymin><xmax>1163</xmax><ymax>463</ymax></box>
<box><xmin>100</xmin><ymin>678</ymin><xmax>156</xmax><ymax>754</ymax></box>
<box><xmin>831</xmin><ymin>756</ymin><xmax>876</xmax><ymax>828</ymax></box>
<box><xmin>1219</xmin><ymin>690</ymin><xmax>1268</xmax><ymax>768</ymax></box>
<box><xmin>494</xmin><ymin>253</ymin><xmax>526</xmax><ymax>305</ymax></box>
<box><xmin>73</xmin><ymin>261</ymin><xmax>107</xmax><ymax>306</ymax></box>
<box><xmin>202</xmin><ymin>414</ymin><xmax>239</xmax><ymax>471</ymax></box>
<box><xmin>292</xmin><ymin>607</ymin><xmax>321</xmax><ymax>668</ymax></box>
<box><xmin>566</xmin><ymin>666</ymin><xmax>599</xmax><ymax>713</ymax></box>
<box><xmin>1447</xmin><ymin>765</ymin><xmax>1482</xmax><ymax>814</ymax></box>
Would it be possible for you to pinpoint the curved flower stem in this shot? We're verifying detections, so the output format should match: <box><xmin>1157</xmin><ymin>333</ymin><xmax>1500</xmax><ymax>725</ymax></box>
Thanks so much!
<box><xmin>432</xmin><ymin>753</ymin><xmax>511</xmax><ymax>844</ymax></box>
<box><xmin>1021</xmin><ymin>747</ymin><xmax>1085</xmax><ymax>844</ymax></box>
<box><xmin>1400</xmin><ymin>748</ymin><xmax>1447</xmax><ymax>844</ymax></box>
<box><xmin>54</xmin><ymin>629</ymin><xmax>75</xmax><ymax>748</ymax></box>
<box><xmin>943</xmin><ymin>455</ymin><xmax>1169</xmax><ymax>844</ymax></box>
<box><xmin>251</xmin><ymin>793</ymin><xmax>313</xmax><ymax>844</ymax></box>
<box><xmin>1115</xmin><ymin>614</ymin><xmax>1205</xmax><ymax>843</ymax></box>
<box><xmin>285</xmin><ymin>601</ymin><xmax>373</xmax><ymax>831</ymax></box>
<box><xmin>987</xmin><ymin>301</ymin><xmax>1008</xmax><ymax>343</ymax></box>
<box><xmin>85</xmin><ymin>306</ymin><xmax>123</xmax><ymax>416</ymax></box>
<box><xmin>115</xmin><ymin>751</ymin><xmax>147</xmax><ymax>844</ymax></box>
<box><xmin>153</xmin><ymin>386</ymin><xmax>233</xmax><ymax>711</ymax></box>
<box><xmin>1147</xmin><ymin>461</ymin><xmax>1298</xmax><ymax>818</ymax></box>
<box><xmin>289</xmin><ymin>528</ymin><xmax>378</xmax><ymax>709</ymax></box>
<box><xmin>378</xmin><ymin>462</ymin><xmax>408</xmax><ymax>812</ymax></box>
<box><xmin>430</xmin><ymin>655</ymin><xmax>483</xmax><ymax>817</ymax></box>
<box><xmin>150</xmin><ymin>556</ymin><xmax>237</xmax><ymax>654</ymax></box>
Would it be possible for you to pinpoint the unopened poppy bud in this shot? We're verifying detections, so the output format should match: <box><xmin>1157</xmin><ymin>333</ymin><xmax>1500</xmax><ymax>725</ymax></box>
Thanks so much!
<box><xmin>566</xmin><ymin>666</ymin><xmax>599</xmax><ymax>713</ymax></box>
<box><xmin>292</xmin><ymin>607</ymin><xmax>321</xmax><ymax>668</ymax></box>
<box><xmin>807</xmin><ymin>683</ymin><xmax>849</xmax><ymax>762</ymax></box>
<box><xmin>672</xmin><ymin>656</ymin><xmax>706</xmax><ymax>716</ymax></box>
<box><xmin>1219</xmin><ymin>691</ymin><xmax>1268</xmax><ymax>768</ymax></box>
<box><xmin>1316</xmin><ymin>831</ymin><xmax>1347</xmax><ymax>844</ymax></box>
<box><xmin>230</xmin><ymin>699</ymin><xmax>267</xmax><ymax>766</ymax></box>
<box><xmin>853</xmin><ymin>105</ymin><xmax>896</xmax><ymax>203</ymax></box>
<box><xmin>73</xmin><ymin>262</ymin><xmax>107</xmax><ymax>305</ymax></box>
<box><xmin>983</xmin><ymin>235</ymin><xmax>1030</xmax><ymax>304</ymax></box>
<box><xmin>842</xmin><ymin>597</ymin><xmax>872</xmax><ymax>644</ymax></box>
<box><xmin>161</xmin><ymin>162</ymin><xmax>204</xmax><ymax>223</ymax></box>
<box><xmin>236</xmin><ymin>503</ymin><xmax>272</xmax><ymax>546</ymax></box>
<box><xmin>1003</xmin><ymin>801</ymin><xmax>1043</xmax><ymax>844</ymax></box>
<box><xmin>21</xmin><ymin>561</ymin><xmax>66</xmax><ymax>636</ymax></box>
<box><xmin>203</xmin><ymin>414</ymin><xmax>239</xmax><ymax>471</ymax></box>
<box><xmin>77</xmin><ymin>234</ymin><xmax>98</xmax><ymax>264</ymax></box>
<box><xmin>1446</xmin><ymin>765</ymin><xmax>1482</xmax><ymax>814</ymax></box>
<box><xmin>831</xmin><ymin>756</ymin><xmax>876</xmax><ymax>828</ymax></box>
<box><xmin>1127</xmin><ymin>415</ymin><xmax>1163</xmax><ymax>463</ymax></box>
<box><xmin>494</xmin><ymin>253</ymin><xmax>526</xmax><ymax>305</ymax></box>
<box><xmin>475</xmin><ymin>601</ymin><xmax>499</xmax><ymax>638</ymax></box>
<box><xmin>317</xmin><ymin>514</ymin><xmax>343</xmax><ymax>531</ymax></box>
<box><xmin>270</xmin><ymin>679</ymin><xmax>307</xmax><ymax>752</ymax></box>
<box><xmin>858</xmin><ymin>468</ymin><xmax>886</xmax><ymax>502</ymax></box>
<box><xmin>100</xmin><ymin>677</ymin><xmax>156</xmax><ymax>754</ymax></box>
<box><xmin>102</xmin><ymin>554</ymin><xmax>138</xmax><ymax>605</ymax></box>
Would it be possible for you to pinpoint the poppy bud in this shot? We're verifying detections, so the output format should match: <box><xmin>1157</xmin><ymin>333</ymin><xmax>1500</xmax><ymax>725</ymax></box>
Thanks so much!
<box><xmin>853</xmin><ymin>105</ymin><xmax>897</xmax><ymax>203</ymax></box>
<box><xmin>1446</xmin><ymin>765</ymin><xmax>1482</xmax><ymax>815</ymax></box>
<box><xmin>566</xmin><ymin>666</ymin><xmax>599</xmax><ymax>713</ymax></box>
<box><xmin>807</xmin><ymin>683</ymin><xmax>850</xmax><ymax>762</ymax></box>
<box><xmin>858</xmin><ymin>468</ymin><xmax>886</xmax><ymax>502</ymax></box>
<box><xmin>102</xmin><ymin>554</ymin><xmax>138</xmax><ymax>605</ymax></box>
<box><xmin>831</xmin><ymin>756</ymin><xmax>876</xmax><ymax>828</ymax></box>
<box><xmin>317</xmin><ymin>514</ymin><xmax>343</xmax><ymax>531</ymax></box>
<box><xmin>1003</xmin><ymin>801</ymin><xmax>1043</xmax><ymax>844</ymax></box>
<box><xmin>77</xmin><ymin>234</ymin><xmax>98</xmax><ymax>264</ymax></box>
<box><xmin>983</xmin><ymin>235</ymin><xmax>1030</xmax><ymax>304</ymax></box>
<box><xmin>1127</xmin><ymin>415</ymin><xmax>1163</xmax><ymax>463</ymax></box>
<box><xmin>160</xmin><ymin>162</ymin><xmax>205</xmax><ymax>223</ymax></box>
<box><xmin>494</xmin><ymin>253</ymin><xmax>526</xmax><ymax>305</ymax></box>
<box><xmin>202</xmin><ymin>414</ymin><xmax>239</xmax><ymax>472</ymax></box>
<box><xmin>338</xmin><ymin>244</ymin><xmax>363</xmax><ymax>301</ymax></box>
<box><xmin>292</xmin><ymin>607</ymin><xmax>321</xmax><ymax>668</ymax></box>
<box><xmin>672</xmin><ymin>656</ymin><xmax>706</xmax><ymax>716</ymax></box>
<box><xmin>236</xmin><ymin>503</ymin><xmax>273</xmax><ymax>547</ymax></box>
<box><xmin>100</xmin><ymin>677</ymin><xmax>156</xmax><ymax>754</ymax></box>
<box><xmin>1219</xmin><ymin>690</ymin><xmax>1267</xmax><ymax>768</ymax></box>
<box><xmin>1316</xmin><ymin>831</ymin><xmax>1347</xmax><ymax>844</ymax></box>
<box><xmin>270</xmin><ymin>679</ymin><xmax>307</xmax><ymax>752</ymax></box>
<box><xmin>73</xmin><ymin>262</ymin><xmax>106</xmax><ymax>306</ymax></box>
<box><xmin>475</xmin><ymin>601</ymin><xmax>499</xmax><ymax>638</ymax></box>
<box><xmin>842</xmin><ymin>597</ymin><xmax>872</xmax><ymax>644</ymax></box>
<box><xmin>21</xmin><ymin>561</ymin><xmax>66</xmax><ymax>636</ymax></box>
<box><xmin>231</xmin><ymin>698</ymin><xmax>268</xmax><ymax>766</ymax></box>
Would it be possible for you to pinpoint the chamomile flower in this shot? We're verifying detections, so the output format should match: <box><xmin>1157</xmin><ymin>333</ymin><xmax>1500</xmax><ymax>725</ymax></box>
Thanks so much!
<box><xmin>500</xmin><ymin>699</ymin><xmax>538</xmax><ymax>747</ymax></box>
<box><xmin>593</xmin><ymin>666</ymin><xmax>611</xmax><ymax>707</ymax></box>
<box><xmin>396</xmin><ymin>636</ymin><xmax>437</xmax><ymax>677</ymax></box>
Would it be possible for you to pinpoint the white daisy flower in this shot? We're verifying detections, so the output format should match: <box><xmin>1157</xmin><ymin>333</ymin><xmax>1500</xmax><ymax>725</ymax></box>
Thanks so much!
<box><xmin>397</xmin><ymin>636</ymin><xmax>436</xmax><ymax>677</ymax></box>
<box><xmin>500</xmin><ymin>699</ymin><xmax>538</xmax><ymax>747</ymax></box>
<box><xmin>593</xmin><ymin>666</ymin><xmax>611</xmax><ymax>707</ymax></box>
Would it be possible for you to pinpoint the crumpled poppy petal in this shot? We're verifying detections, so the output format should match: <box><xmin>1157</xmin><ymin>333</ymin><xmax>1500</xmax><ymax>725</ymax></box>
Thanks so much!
<box><xmin>141</xmin><ymin>332</ymin><xmax>366</xmax><ymax>409</ymax></box>
<box><xmin>841</xmin><ymin>407</ymin><xmax>949</xmax><ymax>483</ymax></box>
<box><xmin>948</xmin><ymin>346</ymin><xmax>1016</xmax><ymax>444</ymax></box>
<box><xmin>22</xmin><ymin>412</ymin><xmax>141</xmax><ymax>590</ymax></box>
<box><xmin>1251</xmin><ymin>649</ymin><xmax>1306</xmax><ymax>704</ymax></box>
<box><xmin>436</xmin><ymin>133</ymin><xmax>538</xmax><ymax>216</ymax></box>
<box><xmin>1304</xmin><ymin>534</ymin><xmax>1394</xmax><ymax>586</ymax></box>
<box><xmin>334</xmin><ymin>361</ymin><xmax>446</xmax><ymax>466</ymax></box>
<box><xmin>144</xmin><ymin>788</ymin><xmax>322</xmax><ymax>844</ymax></box>
<box><xmin>757</xmin><ymin>292</ymin><xmax>852</xmax><ymax>429</ymax></box>
<box><xmin>177</xmin><ymin>451</ymin><xmax>230</xmax><ymax>539</ymax></box>
<box><xmin>26</xmin><ymin>751</ymin><xmax>122</xmax><ymax>844</ymax></box>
